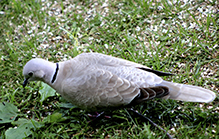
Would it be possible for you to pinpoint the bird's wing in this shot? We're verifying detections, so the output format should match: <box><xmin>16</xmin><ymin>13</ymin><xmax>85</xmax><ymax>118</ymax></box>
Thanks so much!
<box><xmin>61</xmin><ymin>68</ymin><xmax>140</xmax><ymax>109</ymax></box>
<box><xmin>61</xmin><ymin>67</ymin><xmax>170</xmax><ymax>110</ymax></box>
<box><xmin>76</xmin><ymin>52</ymin><xmax>173</xmax><ymax>76</ymax></box>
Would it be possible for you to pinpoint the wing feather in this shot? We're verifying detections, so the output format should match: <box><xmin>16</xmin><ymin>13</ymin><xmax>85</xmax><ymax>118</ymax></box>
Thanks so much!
<box><xmin>61</xmin><ymin>69</ymin><xmax>139</xmax><ymax>109</ymax></box>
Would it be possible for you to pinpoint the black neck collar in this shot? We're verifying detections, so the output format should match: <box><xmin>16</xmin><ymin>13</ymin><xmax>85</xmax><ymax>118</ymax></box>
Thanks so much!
<box><xmin>51</xmin><ymin>63</ymin><xmax>59</xmax><ymax>84</ymax></box>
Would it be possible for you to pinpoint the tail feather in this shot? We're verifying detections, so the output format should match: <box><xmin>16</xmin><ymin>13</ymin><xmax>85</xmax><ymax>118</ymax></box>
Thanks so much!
<box><xmin>160</xmin><ymin>81</ymin><xmax>216</xmax><ymax>103</ymax></box>
<box><xmin>131</xmin><ymin>86</ymin><xmax>169</xmax><ymax>104</ymax></box>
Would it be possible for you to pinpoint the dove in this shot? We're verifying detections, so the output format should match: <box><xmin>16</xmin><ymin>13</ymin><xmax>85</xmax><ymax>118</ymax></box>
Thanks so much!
<box><xmin>23</xmin><ymin>52</ymin><xmax>216</xmax><ymax>110</ymax></box>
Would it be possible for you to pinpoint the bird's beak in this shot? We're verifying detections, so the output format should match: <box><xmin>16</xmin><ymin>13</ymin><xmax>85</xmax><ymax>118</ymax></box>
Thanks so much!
<box><xmin>23</xmin><ymin>78</ymin><xmax>29</xmax><ymax>88</ymax></box>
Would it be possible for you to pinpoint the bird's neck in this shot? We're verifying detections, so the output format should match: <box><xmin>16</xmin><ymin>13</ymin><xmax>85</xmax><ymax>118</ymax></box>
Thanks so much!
<box><xmin>42</xmin><ymin>61</ymin><xmax>57</xmax><ymax>85</ymax></box>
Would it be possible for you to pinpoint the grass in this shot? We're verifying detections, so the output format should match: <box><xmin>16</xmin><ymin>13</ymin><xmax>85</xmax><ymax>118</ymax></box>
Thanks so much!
<box><xmin>0</xmin><ymin>0</ymin><xmax>219</xmax><ymax>138</ymax></box>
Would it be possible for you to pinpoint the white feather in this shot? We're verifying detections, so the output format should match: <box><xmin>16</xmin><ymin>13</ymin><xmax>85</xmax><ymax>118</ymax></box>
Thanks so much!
<box><xmin>160</xmin><ymin>80</ymin><xmax>216</xmax><ymax>103</ymax></box>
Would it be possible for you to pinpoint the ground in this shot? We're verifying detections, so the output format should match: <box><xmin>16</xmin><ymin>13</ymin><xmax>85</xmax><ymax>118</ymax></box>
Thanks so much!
<box><xmin>0</xmin><ymin>0</ymin><xmax>219</xmax><ymax>138</ymax></box>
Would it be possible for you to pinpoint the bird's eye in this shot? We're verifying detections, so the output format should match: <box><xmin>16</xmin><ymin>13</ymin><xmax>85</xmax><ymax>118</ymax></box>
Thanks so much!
<box><xmin>28</xmin><ymin>72</ymin><xmax>33</xmax><ymax>76</ymax></box>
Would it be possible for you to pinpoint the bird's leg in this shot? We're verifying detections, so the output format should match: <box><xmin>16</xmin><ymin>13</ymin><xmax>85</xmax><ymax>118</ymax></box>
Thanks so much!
<box><xmin>88</xmin><ymin>112</ymin><xmax>99</xmax><ymax>117</ymax></box>
<box><xmin>88</xmin><ymin>111</ymin><xmax>111</xmax><ymax>118</ymax></box>
<box><xmin>88</xmin><ymin>111</ymin><xmax>112</xmax><ymax>124</ymax></box>
<box><xmin>127</xmin><ymin>108</ymin><xmax>173</xmax><ymax>139</ymax></box>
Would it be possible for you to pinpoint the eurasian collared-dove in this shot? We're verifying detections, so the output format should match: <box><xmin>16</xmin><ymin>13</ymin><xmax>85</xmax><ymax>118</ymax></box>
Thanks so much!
<box><xmin>23</xmin><ymin>53</ymin><xmax>216</xmax><ymax>110</ymax></box>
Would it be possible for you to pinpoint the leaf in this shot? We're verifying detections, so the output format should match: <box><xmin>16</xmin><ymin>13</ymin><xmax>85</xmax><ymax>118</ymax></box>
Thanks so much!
<box><xmin>39</xmin><ymin>82</ymin><xmax>56</xmax><ymax>103</ymax></box>
<box><xmin>11</xmin><ymin>118</ymin><xmax>29</xmax><ymax>126</ymax></box>
<box><xmin>5</xmin><ymin>119</ymin><xmax>44</xmax><ymax>139</ymax></box>
<box><xmin>5</xmin><ymin>126</ymin><xmax>31</xmax><ymax>139</ymax></box>
<box><xmin>59</xmin><ymin>103</ymin><xmax>76</xmax><ymax>109</ymax></box>
<box><xmin>43</xmin><ymin>112</ymin><xmax>67</xmax><ymax>123</ymax></box>
<box><xmin>0</xmin><ymin>102</ymin><xmax>18</xmax><ymax>124</ymax></box>
<box><xmin>70</xmin><ymin>123</ymin><xmax>81</xmax><ymax>131</ymax></box>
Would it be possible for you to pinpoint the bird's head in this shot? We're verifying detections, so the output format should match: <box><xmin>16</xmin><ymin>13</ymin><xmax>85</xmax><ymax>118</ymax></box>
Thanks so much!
<box><xmin>23</xmin><ymin>58</ymin><xmax>56</xmax><ymax>87</ymax></box>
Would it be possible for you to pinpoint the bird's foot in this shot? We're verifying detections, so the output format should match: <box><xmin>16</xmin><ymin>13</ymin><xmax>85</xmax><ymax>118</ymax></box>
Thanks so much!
<box><xmin>88</xmin><ymin>112</ymin><xmax>111</xmax><ymax>118</ymax></box>
<box><xmin>88</xmin><ymin>111</ymin><xmax>112</xmax><ymax>124</ymax></box>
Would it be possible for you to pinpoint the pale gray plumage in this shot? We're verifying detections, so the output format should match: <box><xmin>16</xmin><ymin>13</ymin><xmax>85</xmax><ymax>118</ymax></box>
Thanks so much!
<box><xmin>23</xmin><ymin>52</ymin><xmax>216</xmax><ymax>110</ymax></box>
